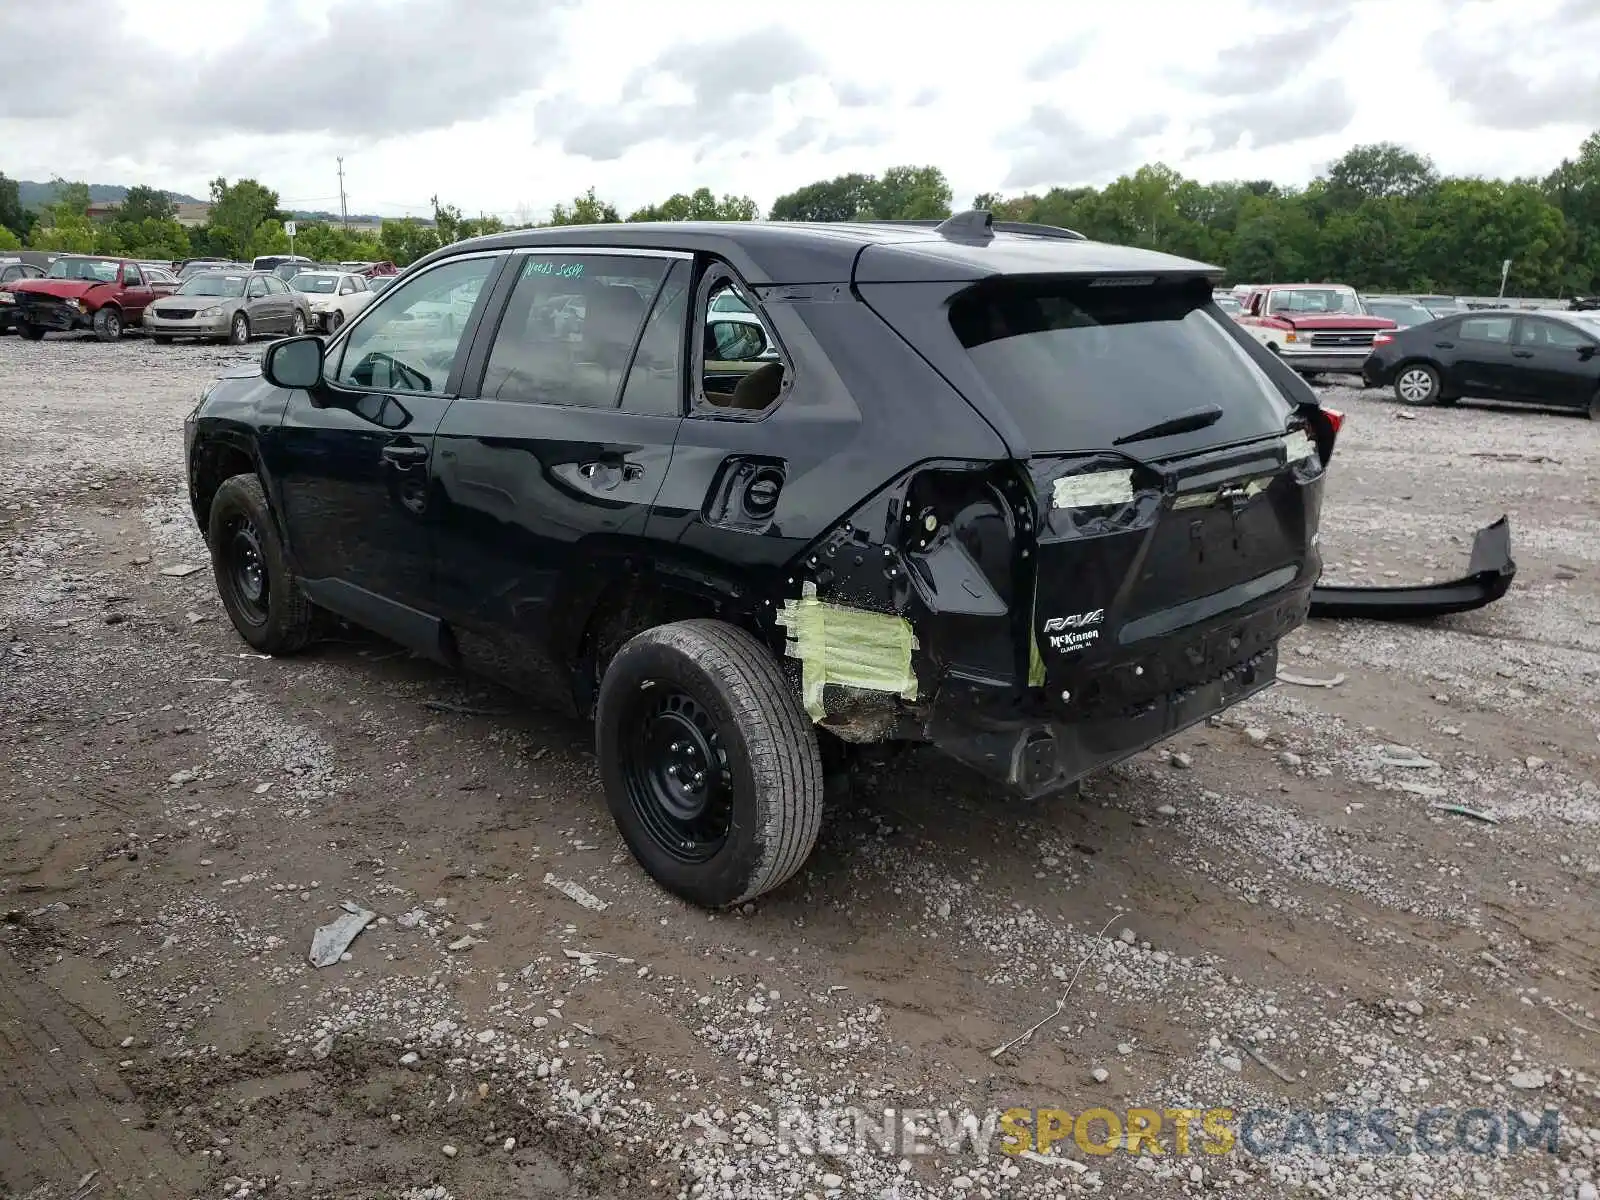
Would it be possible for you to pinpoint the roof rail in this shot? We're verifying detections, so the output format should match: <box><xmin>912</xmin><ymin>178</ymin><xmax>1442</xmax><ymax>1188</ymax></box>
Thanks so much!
<box><xmin>859</xmin><ymin>212</ymin><xmax>1088</xmax><ymax>243</ymax></box>
<box><xmin>991</xmin><ymin>220</ymin><xmax>1087</xmax><ymax>242</ymax></box>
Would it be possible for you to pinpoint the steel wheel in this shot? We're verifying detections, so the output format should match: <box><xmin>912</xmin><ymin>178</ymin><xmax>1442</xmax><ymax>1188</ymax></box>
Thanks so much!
<box><xmin>620</xmin><ymin>684</ymin><xmax>734</xmax><ymax>864</ymax></box>
<box><xmin>1394</xmin><ymin>365</ymin><xmax>1439</xmax><ymax>406</ymax></box>
<box><xmin>220</xmin><ymin>514</ymin><xmax>270</xmax><ymax>627</ymax></box>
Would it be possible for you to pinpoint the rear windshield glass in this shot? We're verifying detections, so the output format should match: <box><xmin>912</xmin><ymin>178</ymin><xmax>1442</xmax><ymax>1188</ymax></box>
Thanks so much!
<box><xmin>949</xmin><ymin>278</ymin><xmax>1292</xmax><ymax>455</ymax></box>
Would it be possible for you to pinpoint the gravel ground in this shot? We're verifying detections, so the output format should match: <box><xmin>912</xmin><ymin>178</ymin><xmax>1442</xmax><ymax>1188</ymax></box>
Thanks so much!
<box><xmin>1</xmin><ymin>332</ymin><xmax>1597</xmax><ymax>1200</ymax></box>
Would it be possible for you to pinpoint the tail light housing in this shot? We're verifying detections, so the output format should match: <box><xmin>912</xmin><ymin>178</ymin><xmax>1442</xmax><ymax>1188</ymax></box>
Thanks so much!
<box><xmin>1292</xmin><ymin>402</ymin><xmax>1343</xmax><ymax>465</ymax></box>
<box><xmin>1373</xmin><ymin>332</ymin><xmax>1395</xmax><ymax>346</ymax></box>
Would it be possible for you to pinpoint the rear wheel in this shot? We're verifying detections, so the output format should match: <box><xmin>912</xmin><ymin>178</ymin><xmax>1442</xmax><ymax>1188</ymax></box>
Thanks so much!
<box><xmin>1589</xmin><ymin>389</ymin><xmax>1600</xmax><ymax>421</ymax></box>
<box><xmin>92</xmin><ymin>307</ymin><xmax>123</xmax><ymax>342</ymax></box>
<box><xmin>206</xmin><ymin>474</ymin><xmax>315</xmax><ymax>654</ymax></box>
<box><xmin>290</xmin><ymin>309</ymin><xmax>307</xmax><ymax>335</ymax></box>
<box><xmin>16</xmin><ymin>321</ymin><xmax>45</xmax><ymax>341</ymax></box>
<box><xmin>1394</xmin><ymin>363</ymin><xmax>1440</xmax><ymax>406</ymax></box>
<box><xmin>228</xmin><ymin>312</ymin><xmax>250</xmax><ymax>345</ymax></box>
<box><xmin>596</xmin><ymin>620</ymin><xmax>824</xmax><ymax>908</ymax></box>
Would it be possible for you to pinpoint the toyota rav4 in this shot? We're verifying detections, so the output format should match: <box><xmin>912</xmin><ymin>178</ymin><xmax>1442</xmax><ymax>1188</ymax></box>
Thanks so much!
<box><xmin>182</xmin><ymin>212</ymin><xmax>1341</xmax><ymax>908</ymax></box>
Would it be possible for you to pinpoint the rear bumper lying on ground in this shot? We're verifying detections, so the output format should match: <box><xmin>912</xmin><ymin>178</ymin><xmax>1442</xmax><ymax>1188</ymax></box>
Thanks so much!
<box><xmin>1308</xmin><ymin>516</ymin><xmax>1516</xmax><ymax>619</ymax></box>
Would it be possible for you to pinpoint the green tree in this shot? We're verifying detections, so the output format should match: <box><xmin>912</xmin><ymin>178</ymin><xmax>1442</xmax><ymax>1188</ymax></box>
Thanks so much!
<box><xmin>629</xmin><ymin>187</ymin><xmax>758</xmax><ymax>222</ymax></box>
<box><xmin>0</xmin><ymin>225</ymin><xmax>21</xmax><ymax>251</ymax></box>
<box><xmin>1322</xmin><ymin>143</ymin><xmax>1438</xmax><ymax>212</ymax></box>
<box><xmin>207</xmin><ymin>177</ymin><xmax>282</xmax><ymax>259</ymax></box>
<box><xmin>27</xmin><ymin>212</ymin><xmax>97</xmax><ymax>253</ymax></box>
<box><xmin>378</xmin><ymin>217</ymin><xmax>441</xmax><ymax>266</ymax></box>
<box><xmin>50</xmin><ymin>179</ymin><xmax>92</xmax><ymax>218</ymax></box>
<box><xmin>1414</xmin><ymin>179</ymin><xmax>1568</xmax><ymax>296</ymax></box>
<box><xmin>546</xmin><ymin>187</ymin><xmax>620</xmax><ymax>225</ymax></box>
<box><xmin>867</xmin><ymin>166</ymin><xmax>953</xmax><ymax>220</ymax></box>
<box><xmin>0</xmin><ymin>172</ymin><xmax>30</xmax><ymax>241</ymax></box>
<box><xmin>769</xmin><ymin>172</ymin><xmax>877</xmax><ymax>221</ymax></box>
<box><xmin>119</xmin><ymin>185</ymin><xmax>175</xmax><ymax>224</ymax></box>
<box><xmin>1544</xmin><ymin>131</ymin><xmax>1600</xmax><ymax>293</ymax></box>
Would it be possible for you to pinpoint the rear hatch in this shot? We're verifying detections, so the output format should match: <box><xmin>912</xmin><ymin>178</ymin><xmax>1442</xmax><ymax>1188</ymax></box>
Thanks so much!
<box><xmin>861</xmin><ymin>270</ymin><xmax>1325</xmax><ymax>718</ymax></box>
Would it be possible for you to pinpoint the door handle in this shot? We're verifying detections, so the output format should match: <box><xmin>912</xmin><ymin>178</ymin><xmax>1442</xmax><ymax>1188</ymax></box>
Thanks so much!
<box><xmin>578</xmin><ymin>459</ymin><xmax>644</xmax><ymax>486</ymax></box>
<box><xmin>1512</xmin><ymin>349</ymin><xmax>1534</xmax><ymax>358</ymax></box>
<box><xmin>382</xmin><ymin>442</ymin><xmax>429</xmax><ymax>464</ymax></box>
<box><xmin>1434</xmin><ymin>342</ymin><xmax>1454</xmax><ymax>349</ymax></box>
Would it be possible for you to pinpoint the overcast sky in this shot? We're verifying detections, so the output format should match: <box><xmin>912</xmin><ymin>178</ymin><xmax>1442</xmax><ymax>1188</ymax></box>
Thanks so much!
<box><xmin>3</xmin><ymin>0</ymin><xmax>1597</xmax><ymax>220</ymax></box>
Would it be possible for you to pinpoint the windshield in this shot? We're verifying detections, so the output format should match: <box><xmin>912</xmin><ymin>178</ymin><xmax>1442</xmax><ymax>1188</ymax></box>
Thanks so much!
<box><xmin>177</xmin><ymin>274</ymin><xmax>247</xmax><ymax>298</ymax></box>
<box><xmin>291</xmin><ymin>275</ymin><xmax>339</xmax><ymax>294</ymax></box>
<box><xmin>47</xmin><ymin>258</ymin><xmax>120</xmax><ymax>282</ymax></box>
<box><xmin>949</xmin><ymin>277</ymin><xmax>1291</xmax><ymax>455</ymax></box>
<box><xmin>1267</xmin><ymin>288</ymin><xmax>1364</xmax><ymax>315</ymax></box>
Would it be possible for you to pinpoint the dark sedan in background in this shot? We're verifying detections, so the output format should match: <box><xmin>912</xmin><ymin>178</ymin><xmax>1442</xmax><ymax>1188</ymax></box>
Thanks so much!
<box><xmin>1364</xmin><ymin>308</ymin><xmax>1600</xmax><ymax>417</ymax></box>
<box><xmin>1363</xmin><ymin>295</ymin><xmax>1438</xmax><ymax>328</ymax></box>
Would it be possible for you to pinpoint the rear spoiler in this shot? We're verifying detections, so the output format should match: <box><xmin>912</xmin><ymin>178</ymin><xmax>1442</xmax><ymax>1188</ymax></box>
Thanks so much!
<box><xmin>1309</xmin><ymin>516</ymin><xmax>1515</xmax><ymax>620</ymax></box>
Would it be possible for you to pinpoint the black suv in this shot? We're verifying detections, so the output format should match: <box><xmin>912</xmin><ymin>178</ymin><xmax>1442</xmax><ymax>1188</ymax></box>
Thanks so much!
<box><xmin>183</xmin><ymin>212</ymin><xmax>1339</xmax><ymax>907</ymax></box>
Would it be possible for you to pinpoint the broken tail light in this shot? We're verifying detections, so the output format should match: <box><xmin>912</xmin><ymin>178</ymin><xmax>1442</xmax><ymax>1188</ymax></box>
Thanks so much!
<box><xmin>1373</xmin><ymin>332</ymin><xmax>1395</xmax><ymax>346</ymax></box>
<box><xmin>1300</xmin><ymin>404</ymin><xmax>1343</xmax><ymax>463</ymax></box>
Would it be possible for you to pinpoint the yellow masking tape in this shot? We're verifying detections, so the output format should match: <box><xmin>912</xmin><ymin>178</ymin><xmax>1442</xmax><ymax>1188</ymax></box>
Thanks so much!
<box><xmin>775</xmin><ymin>583</ymin><xmax>919</xmax><ymax>721</ymax></box>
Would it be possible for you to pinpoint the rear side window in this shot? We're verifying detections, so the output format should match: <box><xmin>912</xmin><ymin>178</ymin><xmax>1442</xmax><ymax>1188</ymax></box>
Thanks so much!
<box><xmin>1458</xmin><ymin>316</ymin><xmax>1512</xmax><ymax>343</ymax></box>
<box><xmin>481</xmin><ymin>253</ymin><xmax>669</xmax><ymax>408</ymax></box>
<box><xmin>948</xmin><ymin>278</ymin><xmax>1292</xmax><ymax>455</ymax></box>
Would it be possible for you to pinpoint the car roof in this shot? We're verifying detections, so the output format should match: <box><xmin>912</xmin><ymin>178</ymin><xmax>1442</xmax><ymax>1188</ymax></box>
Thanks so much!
<box><xmin>414</xmin><ymin>215</ymin><xmax>1219</xmax><ymax>287</ymax></box>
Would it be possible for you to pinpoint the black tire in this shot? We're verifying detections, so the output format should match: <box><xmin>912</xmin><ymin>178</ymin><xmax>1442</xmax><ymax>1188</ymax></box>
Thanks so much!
<box><xmin>152</xmin><ymin>335</ymin><xmax>173</xmax><ymax>345</ymax></box>
<box><xmin>16</xmin><ymin>321</ymin><xmax>45</xmax><ymax>341</ymax></box>
<box><xmin>596</xmin><ymin>619</ymin><xmax>824</xmax><ymax>908</ymax></box>
<box><xmin>327</xmin><ymin>310</ymin><xmax>344</xmax><ymax>334</ymax></box>
<box><xmin>92</xmin><ymin>306</ymin><xmax>123</xmax><ymax>342</ymax></box>
<box><xmin>1588</xmin><ymin>389</ymin><xmax>1600</xmax><ymax>421</ymax></box>
<box><xmin>1393</xmin><ymin>362</ymin><xmax>1441</xmax><ymax>406</ymax></box>
<box><xmin>206</xmin><ymin>474</ymin><xmax>315</xmax><ymax>655</ymax></box>
<box><xmin>291</xmin><ymin>309</ymin><xmax>307</xmax><ymax>335</ymax></box>
<box><xmin>229</xmin><ymin>312</ymin><xmax>250</xmax><ymax>345</ymax></box>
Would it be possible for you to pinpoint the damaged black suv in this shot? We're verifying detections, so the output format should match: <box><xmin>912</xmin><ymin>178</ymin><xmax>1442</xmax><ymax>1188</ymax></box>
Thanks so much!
<box><xmin>183</xmin><ymin>212</ymin><xmax>1341</xmax><ymax>907</ymax></box>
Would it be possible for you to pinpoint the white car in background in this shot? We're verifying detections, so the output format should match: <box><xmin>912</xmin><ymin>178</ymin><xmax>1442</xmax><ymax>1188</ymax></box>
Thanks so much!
<box><xmin>288</xmin><ymin>270</ymin><xmax>375</xmax><ymax>333</ymax></box>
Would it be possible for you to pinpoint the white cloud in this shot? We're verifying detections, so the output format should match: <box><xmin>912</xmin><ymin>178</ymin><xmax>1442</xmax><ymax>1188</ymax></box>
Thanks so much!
<box><xmin>0</xmin><ymin>0</ymin><xmax>1592</xmax><ymax>221</ymax></box>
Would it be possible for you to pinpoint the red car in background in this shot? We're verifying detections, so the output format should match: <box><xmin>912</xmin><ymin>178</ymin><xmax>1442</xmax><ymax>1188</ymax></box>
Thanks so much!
<box><xmin>9</xmin><ymin>255</ymin><xmax>178</xmax><ymax>341</ymax></box>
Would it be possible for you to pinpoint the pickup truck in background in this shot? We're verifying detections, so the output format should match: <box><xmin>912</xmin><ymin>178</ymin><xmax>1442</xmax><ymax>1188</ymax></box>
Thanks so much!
<box><xmin>10</xmin><ymin>255</ymin><xmax>179</xmax><ymax>341</ymax></box>
<box><xmin>1235</xmin><ymin>283</ymin><xmax>1396</xmax><ymax>376</ymax></box>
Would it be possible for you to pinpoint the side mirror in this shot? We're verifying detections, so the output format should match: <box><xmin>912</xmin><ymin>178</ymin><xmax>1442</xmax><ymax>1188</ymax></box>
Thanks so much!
<box><xmin>263</xmin><ymin>335</ymin><xmax>326</xmax><ymax>391</ymax></box>
<box><xmin>1579</xmin><ymin>344</ymin><xmax>1597</xmax><ymax>360</ymax></box>
<box><xmin>707</xmin><ymin>319</ymin><xmax>769</xmax><ymax>362</ymax></box>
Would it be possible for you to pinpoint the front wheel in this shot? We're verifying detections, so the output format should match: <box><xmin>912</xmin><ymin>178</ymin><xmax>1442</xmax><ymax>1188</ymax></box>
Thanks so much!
<box><xmin>92</xmin><ymin>307</ymin><xmax>123</xmax><ymax>342</ymax></box>
<box><xmin>596</xmin><ymin>620</ymin><xmax>824</xmax><ymax>908</ymax></box>
<box><xmin>326</xmin><ymin>310</ymin><xmax>344</xmax><ymax>334</ymax></box>
<box><xmin>229</xmin><ymin>313</ymin><xmax>250</xmax><ymax>345</ymax></box>
<box><xmin>291</xmin><ymin>309</ymin><xmax>307</xmax><ymax>335</ymax></box>
<box><xmin>206</xmin><ymin>474</ymin><xmax>315</xmax><ymax>654</ymax></box>
<box><xmin>1394</xmin><ymin>363</ymin><xmax>1441</xmax><ymax>406</ymax></box>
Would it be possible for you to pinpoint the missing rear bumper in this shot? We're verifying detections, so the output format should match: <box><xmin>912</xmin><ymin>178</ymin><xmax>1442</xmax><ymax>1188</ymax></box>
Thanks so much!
<box><xmin>1308</xmin><ymin>516</ymin><xmax>1515</xmax><ymax>620</ymax></box>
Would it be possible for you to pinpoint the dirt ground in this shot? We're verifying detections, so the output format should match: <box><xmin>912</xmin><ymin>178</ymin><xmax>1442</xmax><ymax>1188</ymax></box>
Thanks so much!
<box><xmin>1</xmin><ymin>331</ymin><xmax>1596</xmax><ymax>1200</ymax></box>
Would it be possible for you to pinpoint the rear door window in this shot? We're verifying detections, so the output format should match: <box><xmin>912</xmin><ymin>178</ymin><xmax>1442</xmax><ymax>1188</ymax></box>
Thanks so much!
<box><xmin>479</xmin><ymin>253</ymin><xmax>669</xmax><ymax>408</ymax></box>
<box><xmin>948</xmin><ymin>278</ymin><xmax>1292</xmax><ymax>455</ymax></box>
<box><xmin>1458</xmin><ymin>316</ymin><xmax>1512</xmax><ymax>344</ymax></box>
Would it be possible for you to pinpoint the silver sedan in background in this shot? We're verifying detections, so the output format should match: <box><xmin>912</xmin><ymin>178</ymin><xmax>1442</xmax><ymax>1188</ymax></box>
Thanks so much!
<box><xmin>143</xmin><ymin>270</ymin><xmax>312</xmax><ymax>344</ymax></box>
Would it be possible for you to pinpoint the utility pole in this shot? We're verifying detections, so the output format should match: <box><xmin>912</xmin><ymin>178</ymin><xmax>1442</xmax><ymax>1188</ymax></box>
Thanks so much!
<box><xmin>337</xmin><ymin>157</ymin><xmax>348</xmax><ymax>232</ymax></box>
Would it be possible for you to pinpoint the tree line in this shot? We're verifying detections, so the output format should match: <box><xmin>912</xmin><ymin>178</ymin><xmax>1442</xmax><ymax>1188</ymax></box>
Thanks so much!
<box><xmin>4</xmin><ymin>130</ymin><xmax>1599</xmax><ymax>295</ymax></box>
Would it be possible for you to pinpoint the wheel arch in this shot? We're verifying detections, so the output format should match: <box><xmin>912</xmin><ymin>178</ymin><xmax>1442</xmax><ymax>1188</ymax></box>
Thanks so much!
<box><xmin>189</xmin><ymin>431</ymin><xmax>265</xmax><ymax>542</ymax></box>
<box><xmin>567</xmin><ymin>565</ymin><xmax>776</xmax><ymax>719</ymax></box>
